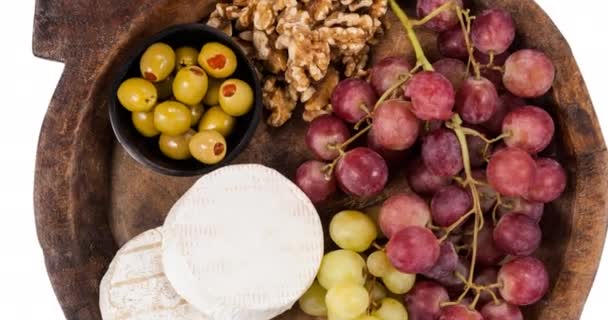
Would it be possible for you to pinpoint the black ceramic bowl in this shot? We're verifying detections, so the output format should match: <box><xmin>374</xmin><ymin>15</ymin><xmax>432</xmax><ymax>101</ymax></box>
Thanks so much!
<box><xmin>109</xmin><ymin>23</ymin><xmax>262</xmax><ymax>176</ymax></box>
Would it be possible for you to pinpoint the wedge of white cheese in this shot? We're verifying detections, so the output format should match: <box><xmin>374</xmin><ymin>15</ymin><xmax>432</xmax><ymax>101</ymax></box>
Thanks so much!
<box><xmin>162</xmin><ymin>164</ymin><xmax>324</xmax><ymax>320</ymax></box>
<box><xmin>99</xmin><ymin>228</ymin><xmax>208</xmax><ymax>320</ymax></box>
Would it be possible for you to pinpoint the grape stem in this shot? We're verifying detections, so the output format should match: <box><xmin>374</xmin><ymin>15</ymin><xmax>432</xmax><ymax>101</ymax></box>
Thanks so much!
<box><xmin>412</xmin><ymin>0</ymin><xmax>456</xmax><ymax>26</ymax></box>
<box><xmin>389</xmin><ymin>0</ymin><xmax>434</xmax><ymax>71</ymax></box>
<box><xmin>455</xmin><ymin>6</ymin><xmax>481</xmax><ymax>79</ymax></box>
<box><xmin>491</xmin><ymin>193</ymin><xmax>505</xmax><ymax>225</ymax></box>
<box><xmin>439</xmin><ymin>209</ymin><xmax>475</xmax><ymax>242</ymax></box>
<box><xmin>321</xmin><ymin>124</ymin><xmax>373</xmax><ymax>177</ymax></box>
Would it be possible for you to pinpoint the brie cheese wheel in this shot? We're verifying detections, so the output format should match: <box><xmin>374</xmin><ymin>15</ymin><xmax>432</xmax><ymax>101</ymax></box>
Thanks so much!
<box><xmin>99</xmin><ymin>228</ymin><xmax>208</xmax><ymax>320</ymax></box>
<box><xmin>162</xmin><ymin>164</ymin><xmax>324</xmax><ymax>320</ymax></box>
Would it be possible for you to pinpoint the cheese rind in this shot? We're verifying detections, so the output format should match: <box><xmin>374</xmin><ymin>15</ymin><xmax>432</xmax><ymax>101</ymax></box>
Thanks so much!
<box><xmin>162</xmin><ymin>164</ymin><xmax>324</xmax><ymax>320</ymax></box>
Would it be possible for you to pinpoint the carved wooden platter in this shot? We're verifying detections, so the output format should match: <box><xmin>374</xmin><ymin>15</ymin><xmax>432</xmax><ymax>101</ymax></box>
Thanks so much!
<box><xmin>33</xmin><ymin>0</ymin><xmax>608</xmax><ymax>319</ymax></box>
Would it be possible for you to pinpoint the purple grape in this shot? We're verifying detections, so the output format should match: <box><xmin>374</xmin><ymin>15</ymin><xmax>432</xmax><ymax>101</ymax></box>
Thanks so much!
<box><xmin>295</xmin><ymin>160</ymin><xmax>337</xmax><ymax>204</ymax></box>
<box><xmin>370</xmin><ymin>56</ymin><xmax>411</xmax><ymax>95</ymax></box>
<box><xmin>371</xmin><ymin>100</ymin><xmax>420</xmax><ymax>151</ymax></box>
<box><xmin>482</xmin><ymin>93</ymin><xmax>525</xmax><ymax>134</ymax></box>
<box><xmin>387</xmin><ymin>226</ymin><xmax>440</xmax><ymax>274</ymax></box>
<box><xmin>525</xmin><ymin>158</ymin><xmax>567</xmax><ymax>203</ymax></box>
<box><xmin>433</xmin><ymin>58</ymin><xmax>468</xmax><ymax>91</ymax></box>
<box><xmin>422</xmin><ymin>128</ymin><xmax>463</xmax><ymax>177</ymax></box>
<box><xmin>502</xmin><ymin>106</ymin><xmax>554</xmax><ymax>154</ymax></box>
<box><xmin>498</xmin><ymin>256</ymin><xmax>549</xmax><ymax>306</ymax></box>
<box><xmin>379</xmin><ymin>193</ymin><xmax>431</xmax><ymax>238</ymax></box>
<box><xmin>305</xmin><ymin>115</ymin><xmax>350</xmax><ymax>161</ymax></box>
<box><xmin>435</xmin><ymin>257</ymin><xmax>469</xmax><ymax>289</ymax></box>
<box><xmin>498</xmin><ymin>197</ymin><xmax>544</xmax><ymax>223</ymax></box>
<box><xmin>438</xmin><ymin>28</ymin><xmax>468</xmax><ymax>59</ymax></box>
<box><xmin>407</xmin><ymin>158</ymin><xmax>452</xmax><ymax>196</ymax></box>
<box><xmin>439</xmin><ymin>304</ymin><xmax>483</xmax><ymax>320</ymax></box>
<box><xmin>475</xmin><ymin>268</ymin><xmax>498</xmax><ymax>304</ymax></box>
<box><xmin>471</xmin><ymin>9</ymin><xmax>516</xmax><ymax>55</ymax></box>
<box><xmin>431</xmin><ymin>185</ymin><xmax>472</xmax><ymax>227</ymax></box>
<box><xmin>406</xmin><ymin>71</ymin><xmax>456</xmax><ymax>121</ymax></box>
<box><xmin>470</xmin><ymin>224</ymin><xmax>505</xmax><ymax>266</ymax></box>
<box><xmin>331</xmin><ymin>79</ymin><xmax>378</xmax><ymax>123</ymax></box>
<box><xmin>493</xmin><ymin>213</ymin><xmax>541</xmax><ymax>256</ymax></box>
<box><xmin>422</xmin><ymin>242</ymin><xmax>459</xmax><ymax>281</ymax></box>
<box><xmin>480</xmin><ymin>301</ymin><xmax>524</xmax><ymax>320</ymax></box>
<box><xmin>405</xmin><ymin>281</ymin><xmax>450</xmax><ymax>320</ymax></box>
<box><xmin>455</xmin><ymin>77</ymin><xmax>498</xmax><ymax>124</ymax></box>
<box><xmin>367</xmin><ymin>130</ymin><xmax>409</xmax><ymax>165</ymax></box>
<box><xmin>503</xmin><ymin>49</ymin><xmax>555</xmax><ymax>98</ymax></box>
<box><xmin>335</xmin><ymin>147</ymin><xmax>388</xmax><ymax>198</ymax></box>
<box><xmin>417</xmin><ymin>0</ymin><xmax>464</xmax><ymax>32</ymax></box>
<box><xmin>471</xmin><ymin>169</ymin><xmax>498</xmax><ymax>212</ymax></box>
<box><xmin>467</xmin><ymin>133</ymin><xmax>490</xmax><ymax>168</ymax></box>
<box><xmin>487</xmin><ymin>147</ymin><xmax>536</xmax><ymax>197</ymax></box>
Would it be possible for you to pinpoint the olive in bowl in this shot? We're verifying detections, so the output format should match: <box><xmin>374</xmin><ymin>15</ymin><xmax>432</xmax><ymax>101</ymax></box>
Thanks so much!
<box><xmin>109</xmin><ymin>24</ymin><xmax>262</xmax><ymax>176</ymax></box>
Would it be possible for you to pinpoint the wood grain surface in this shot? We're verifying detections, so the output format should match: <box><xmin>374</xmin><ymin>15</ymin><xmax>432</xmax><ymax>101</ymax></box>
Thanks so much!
<box><xmin>33</xmin><ymin>0</ymin><xmax>608</xmax><ymax>319</ymax></box>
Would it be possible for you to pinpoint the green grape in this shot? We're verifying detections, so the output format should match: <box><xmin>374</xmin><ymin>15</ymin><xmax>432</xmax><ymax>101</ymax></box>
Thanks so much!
<box><xmin>366</xmin><ymin>279</ymin><xmax>387</xmax><ymax>302</ymax></box>
<box><xmin>330</xmin><ymin>210</ymin><xmax>378</xmax><ymax>252</ymax></box>
<box><xmin>372</xmin><ymin>297</ymin><xmax>408</xmax><ymax>320</ymax></box>
<box><xmin>357</xmin><ymin>316</ymin><xmax>381</xmax><ymax>320</ymax></box>
<box><xmin>298</xmin><ymin>281</ymin><xmax>328</xmax><ymax>317</ymax></box>
<box><xmin>382</xmin><ymin>270</ymin><xmax>416</xmax><ymax>294</ymax></box>
<box><xmin>363</xmin><ymin>205</ymin><xmax>384</xmax><ymax>238</ymax></box>
<box><xmin>318</xmin><ymin>250</ymin><xmax>366</xmax><ymax>289</ymax></box>
<box><xmin>326</xmin><ymin>283</ymin><xmax>370</xmax><ymax>319</ymax></box>
<box><xmin>367</xmin><ymin>251</ymin><xmax>392</xmax><ymax>278</ymax></box>
<box><xmin>328</xmin><ymin>311</ymin><xmax>360</xmax><ymax>320</ymax></box>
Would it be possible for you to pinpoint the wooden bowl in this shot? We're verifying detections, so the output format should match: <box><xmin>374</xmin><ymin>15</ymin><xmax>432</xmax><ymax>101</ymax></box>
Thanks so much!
<box><xmin>109</xmin><ymin>24</ymin><xmax>262</xmax><ymax>177</ymax></box>
<box><xmin>32</xmin><ymin>0</ymin><xmax>608</xmax><ymax>319</ymax></box>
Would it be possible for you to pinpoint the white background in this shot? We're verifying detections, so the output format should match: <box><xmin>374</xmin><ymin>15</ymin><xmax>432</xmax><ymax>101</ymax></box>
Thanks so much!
<box><xmin>0</xmin><ymin>1</ymin><xmax>605</xmax><ymax>319</ymax></box>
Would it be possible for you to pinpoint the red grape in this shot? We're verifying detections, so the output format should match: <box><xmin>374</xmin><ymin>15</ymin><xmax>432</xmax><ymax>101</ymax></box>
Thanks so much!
<box><xmin>305</xmin><ymin>115</ymin><xmax>350</xmax><ymax>161</ymax></box>
<box><xmin>502</xmin><ymin>106</ymin><xmax>554</xmax><ymax>154</ymax></box>
<box><xmin>431</xmin><ymin>185</ymin><xmax>472</xmax><ymax>227</ymax></box>
<box><xmin>436</xmin><ymin>257</ymin><xmax>469</xmax><ymax>289</ymax></box>
<box><xmin>480</xmin><ymin>302</ymin><xmax>524</xmax><ymax>320</ymax></box>
<box><xmin>439</xmin><ymin>304</ymin><xmax>483</xmax><ymax>320</ymax></box>
<box><xmin>503</xmin><ymin>49</ymin><xmax>555</xmax><ymax>98</ymax></box>
<box><xmin>433</xmin><ymin>58</ymin><xmax>468</xmax><ymax>91</ymax></box>
<box><xmin>387</xmin><ymin>226</ymin><xmax>440</xmax><ymax>273</ymax></box>
<box><xmin>455</xmin><ymin>77</ymin><xmax>498</xmax><ymax>124</ymax></box>
<box><xmin>406</xmin><ymin>71</ymin><xmax>456</xmax><ymax>121</ymax></box>
<box><xmin>370</xmin><ymin>56</ymin><xmax>411</xmax><ymax>95</ymax></box>
<box><xmin>417</xmin><ymin>0</ymin><xmax>463</xmax><ymax>32</ymax></box>
<box><xmin>475</xmin><ymin>268</ymin><xmax>498</xmax><ymax>304</ymax></box>
<box><xmin>335</xmin><ymin>147</ymin><xmax>388</xmax><ymax>198</ymax></box>
<box><xmin>405</xmin><ymin>280</ymin><xmax>450</xmax><ymax>320</ymax></box>
<box><xmin>487</xmin><ymin>147</ymin><xmax>536</xmax><ymax>197</ymax></box>
<box><xmin>525</xmin><ymin>158</ymin><xmax>567</xmax><ymax>203</ymax></box>
<box><xmin>371</xmin><ymin>100</ymin><xmax>420</xmax><ymax>151</ymax></box>
<box><xmin>407</xmin><ymin>159</ymin><xmax>452</xmax><ymax>196</ymax></box>
<box><xmin>331</xmin><ymin>79</ymin><xmax>378</xmax><ymax>123</ymax></box>
<box><xmin>296</xmin><ymin>160</ymin><xmax>337</xmax><ymax>204</ymax></box>
<box><xmin>367</xmin><ymin>130</ymin><xmax>409</xmax><ymax>165</ymax></box>
<box><xmin>498</xmin><ymin>256</ymin><xmax>549</xmax><ymax>305</ymax></box>
<box><xmin>379</xmin><ymin>193</ymin><xmax>431</xmax><ymax>238</ymax></box>
<box><xmin>422</xmin><ymin>128</ymin><xmax>463</xmax><ymax>177</ymax></box>
<box><xmin>471</xmin><ymin>169</ymin><xmax>498</xmax><ymax>212</ymax></box>
<box><xmin>471</xmin><ymin>9</ymin><xmax>516</xmax><ymax>55</ymax></box>
<box><xmin>494</xmin><ymin>213</ymin><xmax>541</xmax><ymax>256</ymax></box>
<box><xmin>498</xmin><ymin>197</ymin><xmax>544</xmax><ymax>223</ymax></box>
<box><xmin>466</xmin><ymin>133</ymin><xmax>489</xmax><ymax>168</ymax></box>
<box><xmin>438</xmin><ymin>28</ymin><xmax>468</xmax><ymax>59</ymax></box>
<box><xmin>469</xmin><ymin>223</ymin><xmax>505</xmax><ymax>266</ymax></box>
<box><xmin>475</xmin><ymin>51</ymin><xmax>510</xmax><ymax>89</ymax></box>
<box><xmin>422</xmin><ymin>242</ymin><xmax>459</xmax><ymax>281</ymax></box>
<box><xmin>482</xmin><ymin>93</ymin><xmax>525</xmax><ymax>134</ymax></box>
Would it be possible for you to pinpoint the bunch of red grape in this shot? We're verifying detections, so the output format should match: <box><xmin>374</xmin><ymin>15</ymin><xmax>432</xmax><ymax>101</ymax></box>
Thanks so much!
<box><xmin>295</xmin><ymin>0</ymin><xmax>567</xmax><ymax>319</ymax></box>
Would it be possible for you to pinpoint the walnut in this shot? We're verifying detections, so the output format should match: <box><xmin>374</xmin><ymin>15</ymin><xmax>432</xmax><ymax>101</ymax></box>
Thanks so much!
<box><xmin>264</xmin><ymin>49</ymin><xmax>288</xmax><ymax>74</ymax></box>
<box><xmin>343</xmin><ymin>45</ymin><xmax>370</xmax><ymax>77</ymax></box>
<box><xmin>263</xmin><ymin>77</ymin><xmax>297</xmax><ymax>127</ymax></box>
<box><xmin>253</xmin><ymin>0</ymin><xmax>276</xmax><ymax>32</ymax></box>
<box><xmin>306</xmin><ymin>0</ymin><xmax>334</xmax><ymax>21</ymax></box>
<box><xmin>349</xmin><ymin>0</ymin><xmax>374</xmax><ymax>12</ymax></box>
<box><xmin>253</xmin><ymin>30</ymin><xmax>272</xmax><ymax>60</ymax></box>
<box><xmin>325</xmin><ymin>13</ymin><xmax>374</xmax><ymax>31</ymax></box>
<box><xmin>303</xmin><ymin>68</ymin><xmax>339</xmax><ymax>121</ymax></box>
<box><xmin>369</xmin><ymin>0</ymin><xmax>388</xmax><ymax>18</ymax></box>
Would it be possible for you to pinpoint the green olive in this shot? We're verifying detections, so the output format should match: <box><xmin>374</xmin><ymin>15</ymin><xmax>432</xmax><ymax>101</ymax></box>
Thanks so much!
<box><xmin>154</xmin><ymin>74</ymin><xmax>174</xmax><ymax>100</ymax></box>
<box><xmin>189</xmin><ymin>130</ymin><xmax>227</xmax><ymax>165</ymax></box>
<box><xmin>117</xmin><ymin>78</ymin><xmax>157</xmax><ymax>112</ymax></box>
<box><xmin>198</xmin><ymin>106</ymin><xmax>235</xmax><ymax>137</ymax></box>
<box><xmin>159</xmin><ymin>129</ymin><xmax>195</xmax><ymax>160</ymax></box>
<box><xmin>198</xmin><ymin>42</ymin><xmax>237</xmax><ymax>78</ymax></box>
<box><xmin>218</xmin><ymin>79</ymin><xmax>254</xmax><ymax>116</ymax></box>
<box><xmin>189</xmin><ymin>103</ymin><xmax>205</xmax><ymax>126</ymax></box>
<box><xmin>173</xmin><ymin>66</ymin><xmax>209</xmax><ymax>105</ymax></box>
<box><xmin>140</xmin><ymin>42</ymin><xmax>176</xmax><ymax>82</ymax></box>
<box><xmin>132</xmin><ymin>110</ymin><xmax>160</xmax><ymax>137</ymax></box>
<box><xmin>175</xmin><ymin>46</ymin><xmax>199</xmax><ymax>70</ymax></box>
<box><xmin>203</xmin><ymin>77</ymin><xmax>221</xmax><ymax>106</ymax></box>
<box><xmin>153</xmin><ymin>101</ymin><xmax>192</xmax><ymax>136</ymax></box>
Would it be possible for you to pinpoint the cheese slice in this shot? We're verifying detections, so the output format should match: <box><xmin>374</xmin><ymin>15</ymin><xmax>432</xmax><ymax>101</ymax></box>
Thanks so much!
<box><xmin>99</xmin><ymin>228</ymin><xmax>209</xmax><ymax>320</ymax></box>
<box><xmin>162</xmin><ymin>164</ymin><xmax>324</xmax><ymax>320</ymax></box>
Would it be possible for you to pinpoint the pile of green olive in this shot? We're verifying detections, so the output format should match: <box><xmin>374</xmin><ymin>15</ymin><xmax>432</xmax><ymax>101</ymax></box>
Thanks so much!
<box><xmin>117</xmin><ymin>41</ymin><xmax>254</xmax><ymax>165</ymax></box>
